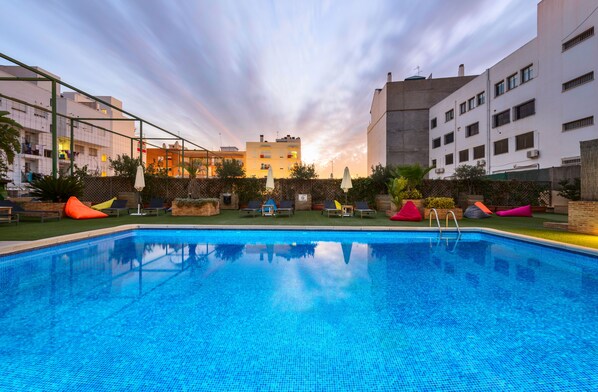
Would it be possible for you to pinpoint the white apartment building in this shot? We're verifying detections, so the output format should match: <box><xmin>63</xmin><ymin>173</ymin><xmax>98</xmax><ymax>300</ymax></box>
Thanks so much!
<box><xmin>0</xmin><ymin>66</ymin><xmax>135</xmax><ymax>186</ymax></box>
<box><xmin>429</xmin><ymin>0</ymin><xmax>597</xmax><ymax>178</ymax></box>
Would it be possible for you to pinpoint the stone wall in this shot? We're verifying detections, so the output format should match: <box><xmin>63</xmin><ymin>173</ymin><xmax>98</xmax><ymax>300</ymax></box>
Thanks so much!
<box><xmin>580</xmin><ymin>139</ymin><xmax>598</xmax><ymax>201</ymax></box>
<box><xmin>568</xmin><ymin>201</ymin><xmax>598</xmax><ymax>235</ymax></box>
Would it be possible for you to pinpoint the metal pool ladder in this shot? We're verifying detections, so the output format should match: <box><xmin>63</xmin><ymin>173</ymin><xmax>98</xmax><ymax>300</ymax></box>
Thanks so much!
<box><xmin>428</xmin><ymin>208</ymin><xmax>461</xmax><ymax>238</ymax></box>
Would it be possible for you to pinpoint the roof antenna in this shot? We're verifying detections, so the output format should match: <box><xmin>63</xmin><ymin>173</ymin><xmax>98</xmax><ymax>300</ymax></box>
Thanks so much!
<box><xmin>414</xmin><ymin>65</ymin><xmax>421</xmax><ymax>76</ymax></box>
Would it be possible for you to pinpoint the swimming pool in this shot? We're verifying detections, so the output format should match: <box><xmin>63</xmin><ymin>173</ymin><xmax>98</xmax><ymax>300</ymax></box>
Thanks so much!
<box><xmin>0</xmin><ymin>229</ymin><xmax>596</xmax><ymax>391</ymax></box>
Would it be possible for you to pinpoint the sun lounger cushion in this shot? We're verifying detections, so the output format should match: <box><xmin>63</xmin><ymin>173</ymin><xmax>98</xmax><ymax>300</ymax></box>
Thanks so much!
<box><xmin>474</xmin><ymin>201</ymin><xmax>493</xmax><ymax>215</ymax></box>
<box><xmin>390</xmin><ymin>201</ymin><xmax>422</xmax><ymax>221</ymax></box>
<box><xmin>496</xmin><ymin>204</ymin><xmax>533</xmax><ymax>217</ymax></box>
<box><xmin>334</xmin><ymin>200</ymin><xmax>342</xmax><ymax>210</ymax></box>
<box><xmin>65</xmin><ymin>196</ymin><xmax>108</xmax><ymax>219</ymax></box>
<box><xmin>91</xmin><ymin>197</ymin><xmax>117</xmax><ymax>211</ymax></box>
<box><xmin>464</xmin><ymin>205</ymin><xmax>491</xmax><ymax>219</ymax></box>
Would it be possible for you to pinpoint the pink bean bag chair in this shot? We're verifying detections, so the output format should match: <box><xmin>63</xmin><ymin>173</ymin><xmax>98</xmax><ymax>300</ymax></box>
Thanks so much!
<box><xmin>65</xmin><ymin>196</ymin><xmax>109</xmax><ymax>219</ymax></box>
<box><xmin>390</xmin><ymin>201</ymin><xmax>422</xmax><ymax>222</ymax></box>
<box><xmin>495</xmin><ymin>205</ymin><xmax>533</xmax><ymax>217</ymax></box>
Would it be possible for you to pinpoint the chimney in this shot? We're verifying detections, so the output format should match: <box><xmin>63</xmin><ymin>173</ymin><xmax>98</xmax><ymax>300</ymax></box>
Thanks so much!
<box><xmin>260</xmin><ymin>134</ymin><xmax>264</xmax><ymax>142</ymax></box>
<box><xmin>387</xmin><ymin>72</ymin><xmax>392</xmax><ymax>83</ymax></box>
<box><xmin>458</xmin><ymin>64</ymin><xmax>465</xmax><ymax>77</ymax></box>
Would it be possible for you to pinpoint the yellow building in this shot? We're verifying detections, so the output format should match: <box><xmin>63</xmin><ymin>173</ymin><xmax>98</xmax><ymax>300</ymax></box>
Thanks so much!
<box><xmin>245</xmin><ymin>135</ymin><xmax>301</xmax><ymax>178</ymax></box>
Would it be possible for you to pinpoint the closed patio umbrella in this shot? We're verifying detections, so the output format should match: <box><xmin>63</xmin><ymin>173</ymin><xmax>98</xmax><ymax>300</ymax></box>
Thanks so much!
<box><xmin>131</xmin><ymin>165</ymin><xmax>146</xmax><ymax>216</ymax></box>
<box><xmin>266</xmin><ymin>166</ymin><xmax>275</xmax><ymax>191</ymax></box>
<box><xmin>340</xmin><ymin>166</ymin><xmax>352</xmax><ymax>203</ymax></box>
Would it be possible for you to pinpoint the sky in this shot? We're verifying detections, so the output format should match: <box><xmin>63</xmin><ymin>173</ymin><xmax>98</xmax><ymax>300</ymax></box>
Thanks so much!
<box><xmin>0</xmin><ymin>0</ymin><xmax>538</xmax><ymax>178</ymax></box>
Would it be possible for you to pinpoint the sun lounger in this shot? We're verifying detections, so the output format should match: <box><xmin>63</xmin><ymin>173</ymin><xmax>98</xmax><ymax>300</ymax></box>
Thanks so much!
<box><xmin>322</xmin><ymin>200</ymin><xmax>342</xmax><ymax>217</ymax></box>
<box><xmin>143</xmin><ymin>198</ymin><xmax>167</xmax><ymax>216</ymax></box>
<box><xmin>102</xmin><ymin>199</ymin><xmax>130</xmax><ymax>217</ymax></box>
<box><xmin>0</xmin><ymin>200</ymin><xmax>60</xmax><ymax>223</ymax></box>
<box><xmin>355</xmin><ymin>201</ymin><xmax>377</xmax><ymax>218</ymax></box>
<box><xmin>276</xmin><ymin>200</ymin><xmax>293</xmax><ymax>217</ymax></box>
<box><xmin>240</xmin><ymin>200</ymin><xmax>261</xmax><ymax>217</ymax></box>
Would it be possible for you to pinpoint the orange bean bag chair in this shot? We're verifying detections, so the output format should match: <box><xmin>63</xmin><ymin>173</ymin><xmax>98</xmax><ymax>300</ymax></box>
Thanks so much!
<box><xmin>390</xmin><ymin>201</ymin><xmax>422</xmax><ymax>221</ymax></box>
<box><xmin>65</xmin><ymin>196</ymin><xmax>109</xmax><ymax>219</ymax></box>
<box><xmin>474</xmin><ymin>201</ymin><xmax>493</xmax><ymax>215</ymax></box>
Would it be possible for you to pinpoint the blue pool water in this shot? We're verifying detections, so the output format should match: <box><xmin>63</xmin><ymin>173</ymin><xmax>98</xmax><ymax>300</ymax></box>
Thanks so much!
<box><xmin>0</xmin><ymin>229</ymin><xmax>596</xmax><ymax>391</ymax></box>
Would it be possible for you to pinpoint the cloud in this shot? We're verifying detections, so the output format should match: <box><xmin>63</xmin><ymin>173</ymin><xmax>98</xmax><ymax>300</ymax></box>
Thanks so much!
<box><xmin>1</xmin><ymin>0</ymin><xmax>537</xmax><ymax>176</ymax></box>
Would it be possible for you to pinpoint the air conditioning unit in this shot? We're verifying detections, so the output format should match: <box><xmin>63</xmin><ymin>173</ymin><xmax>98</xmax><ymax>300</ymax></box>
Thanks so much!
<box><xmin>477</xmin><ymin>159</ymin><xmax>486</xmax><ymax>166</ymax></box>
<box><xmin>527</xmin><ymin>149</ymin><xmax>540</xmax><ymax>159</ymax></box>
<box><xmin>435</xmin><ymin>168</ymin><xmax>445</xmax><ymax>174</ymax></box>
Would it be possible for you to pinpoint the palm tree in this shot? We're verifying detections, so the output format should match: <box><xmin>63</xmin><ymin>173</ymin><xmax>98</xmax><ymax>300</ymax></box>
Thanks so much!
<box><xmin>0</xmin><ymin>111</ymin><xmax>23</xmax><ymax>176</ymax></box>
<box><xmin>180</xmin><ymin>159</ymin><xmax>205</xmax><ymax>179</ymax></box>
<box><xmin>392</xmin><ymin>164</ymin><xmax>433</xmax><ymax>192</ymax></box>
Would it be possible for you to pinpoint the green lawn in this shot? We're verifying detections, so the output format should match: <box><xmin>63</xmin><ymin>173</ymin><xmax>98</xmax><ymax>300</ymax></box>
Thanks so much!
<box><xmin>2</xmin><ymin>210</ymin><xmax>597</xmax><ymax>250</ymax></box>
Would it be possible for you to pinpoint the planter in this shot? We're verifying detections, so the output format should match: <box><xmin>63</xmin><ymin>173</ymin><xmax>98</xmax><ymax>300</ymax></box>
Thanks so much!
<box><xmin>219</xmin><ymin>193</ymin><xmax>239</xmax><ymax>210</ymax></box>
<box><xmin>311</xmin><ymin>203</ymin><xmax>324</xmax><ymax>211</ymax></box>
<box><xmin>424</xmin><ymin>208</ymin><xmax>463</xmax><ymax>220</ymax></box>
<box><xmin>375</xmin><ymin>194</ymin><xmax>391</xmax><ymax>213</ymax></box>
<box><xmin>295</xmin><ymin>194</ymin><xmax>312</xmax><ymax>211</ymax></box>
<box><xmin>172</xmin><ymin>198</ymin><xmax>220</xmax><ymax>216</ymax></box>
<box><xmin>458</xmin><ymin>193</ymin><xmax>484</xmax><ymax>210</ymax></box>
<box><xmin>22</xmin><ymin>201</ymin><xmax>91</xmax><ymax>218</ymax></box>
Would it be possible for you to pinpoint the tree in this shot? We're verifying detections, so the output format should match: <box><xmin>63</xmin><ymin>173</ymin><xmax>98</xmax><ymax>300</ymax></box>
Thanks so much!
<box><xmin>369</xmin><ymin>164</ymin><xmax>395</xmax><ymax>194</ymax></box>
<box><xmin>558</xmin><ymin>178</ymin><xmax>581</xmax><ymax>201</ymax></box>
<box><xmin>454</xmin><ymin>164</ymin><xmax>487</xmax><ymax>194</ymax></box>
<box><xmin>387</xmin><ymin>177</ymin><xmax>408</xmax><ymax>209</ymax></box>
<box><xmin>109</xmin><ymin>154</ymin><xmax>142</xmax><ymax>179</ymax></box>
<box><xmin>215</xmin><ymin>159</ymin><xmax>245</xmax><ymax>179</ymax></box>
<box><xmin>0</xmin><ymin>111</ymin><xmax>23</xmax><ymax>177</ymax></box>
<box><xmin>180</xmin><ymin>159</ymin><xmax>205</xmax><ymax>179</ymax></box>
<box><xmin>290</xmin><ymin>162</ymin><xmax>318</xmax><ymax>180</ymax></box>
<box><xmin>392</xmin><ymin>164</ymin><xmax>433</xmax><ymax>193</ymax></box>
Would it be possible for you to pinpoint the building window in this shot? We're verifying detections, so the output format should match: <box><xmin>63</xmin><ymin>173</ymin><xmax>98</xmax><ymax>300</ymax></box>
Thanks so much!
<box><xmin>33</xmin><ymin>108</ymin><xmax>48</xmax><ymax>118</ymax></box>
<box><xmin>521</xmin><ymin>65</ymin><xmax>533</xmax><ymax>83</ymax></box>
<box><xmin>74</xmin><ymin>144</ymin><xmax>85</xmax><ymax>155</ymax></box>
<box><xmin>11</xmin><ymin>101</ymin><xmax>27</xmax><ymax>113</ymax></box>
<box><xmin>515</xmin><ymin>132</ymin><xmax>534</xmax><ymax>150</ymax></box>
<box><xmin>431</xmin><ymin>118</ymin><xmax>437</xmax><ymax>129</ymax></box>
<box><xmin>477</xmin><ymin>91</ymin><xmax>485</xmax><ymax>105</ymax></box>
<box><xmin>459</xmin><ymin>149</ymin><xmax>469</xmax><ymax>163</ymax></box>
<box><xmin>444</xmin><ymin>132</ymin><xmax>454</xmax><ymax>145</ymax></box>
<box><xmin>459</xmin><ymin>102</ymin><xmax>467</xmax><ymax>114</ymax></box>
<box><xmin>445</xmin><ymin>153</ymin><xmax>454</xmax><ymax>165</ymax></box>
<box><xmin>468</xmin><ymin>97</ymin><xmax>476</xmax><ymax>110</ymax></box>
<box><xmin>89</xmin><ymin>147</ymin><xmax>98</xmax><ymax>157</ymax></box>
<box><xmin>445</xmin><ymin>109</ymin><xmax>454</xmax><ymax>122</ymax></box>
<box><xmin>473</xmin><ymin>145</ymin><xmax>485</xmax><ymax>160</ymax></box>
<box><xmin>562</xmin><ymin>26</ymin><xmax>594</xmax><ymax>52</ymax></box>
<box><xmin>562</xmin><ymin>72</ymin><xmax>594</xmax><ymax>91</ymax></box>
<box><xmin>260</xmin><ymin>163</ymin><xmax>271</xmax><ymax>170</ymax></box>
<box><xmin>562</xmin><ymin>116</ymin><xmax>594</xmax><ymax>131</ymax></box>
<box><xmin>465</xmin><ymin>122</ymin><xmax>479</xmax><ymax>137</ymax></box>
<box><xmin>495</xmin><ymin>80</ymin><xmax>505</xmax><ymax>97</ymax></box>
<box><xmin>432</xmin><ymin>137</ymin><xmax>441</xmax><ymax>149</ymax></box>
<box><xmin>494</xmin><ymin>138</ymin><xmax>509</xmax><ymax>155</ymax></box>
<box><xmin>513</xmin><ymin>99</ymin><xmax>535</xmax><ymax>120</ymax></box>
<box><xmin>507</xmin><ymin>73</ymin><xmax>518</xmax><ymax>90</ymax></box>
<box><xmin>431</xmin><ymin>159</ymin><xmax>437</xmax><ymax>167</ymax></box>
<box><xmin>493</xmin><ymin>109</ymin><xmax>510</xmax><ymax>128</ymax></box>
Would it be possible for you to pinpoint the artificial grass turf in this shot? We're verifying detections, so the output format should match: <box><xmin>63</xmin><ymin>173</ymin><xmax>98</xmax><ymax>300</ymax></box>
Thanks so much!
<box><xmin>1</xmin><ymin>210</ymin><xmax>596</xmax><ymax>250</ymax></box>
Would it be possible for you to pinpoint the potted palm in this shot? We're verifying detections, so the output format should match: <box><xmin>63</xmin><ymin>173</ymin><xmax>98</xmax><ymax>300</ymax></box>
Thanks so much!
<box><xmin>387</xmin><ymin>176</ymin><xmax>408</xmax><ymax>215</ymax></box>
<box><xmin>393</xmin><ymin>164</ymin><xmax>432</xmax><ymax>213</ymax></box>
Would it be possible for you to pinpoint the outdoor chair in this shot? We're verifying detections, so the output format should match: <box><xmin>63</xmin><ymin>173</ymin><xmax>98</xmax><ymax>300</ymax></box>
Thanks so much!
<box><xmin>322</xmin><ymin>200</ymin><xmax>342</xmax><ymax>217</ymax></box>
<box><xmin>240</xmin><ymin>200</ymin><xmax>261</xmax><ymax>217</ymax></box>
<box><xmin>276</xmin><ymin>200</ymin><xmax>293</xmax><ymax>217</ymax></box>
<box><xmin>142</xmin><ymin>198</ymin><xmax>167</xmax><ymax>216</ymax></box>
<box><xmin>102</xmin><ymin>199</ymin><xmax>130</xmax><ymax>217</ymax></box>
<box><xmin>0</xmin><ymin>200</ymin><xmax>60</xmax><ymax>223</ymax></box>
<box><xmin>354</xmin><ymin>201</ymin><xmax>377</xmax><ymax>218</ymax></box>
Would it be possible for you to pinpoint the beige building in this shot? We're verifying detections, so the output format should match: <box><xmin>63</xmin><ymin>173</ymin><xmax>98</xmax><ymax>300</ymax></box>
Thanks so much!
<box><xmin>245</xmin><ymin>134</ymin><xmax>301</xmax><ymax>178</ymax></box>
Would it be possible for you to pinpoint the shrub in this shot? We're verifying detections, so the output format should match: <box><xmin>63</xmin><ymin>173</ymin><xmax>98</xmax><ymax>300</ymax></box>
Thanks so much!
<box><xmin>400</xmin><ymin>188</ymin><xmax>422</xmax><ymax>199</ymax></box>
<box><xmin>29</xmin><ymin>175</ymin><xmax>84</xmax><ymax>202</ymax></box>
<box><xmin>173</xmin><ymin>198</ymin><xmax>219</xmax><ymax>208</ymax></box>
<box><xmin>388</xmin><ymin>177</ymin><xmax>408</xmax><ymax>208</ymax></box>
<box><xmin>557</xmin><ymin>178</ymin><xmax>581</xmax><ymax>201</ymax></box>
<box><xmin>424</xmin><ymin>197</ymin><xmax>455</xmax><ymax>209</ymax></box>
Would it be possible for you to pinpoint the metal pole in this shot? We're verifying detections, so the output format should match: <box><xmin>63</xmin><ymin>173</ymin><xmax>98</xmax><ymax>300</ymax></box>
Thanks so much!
<box><xmin>139</xmin><ymin>122</ymin><xmax>143</xmax><ymax>165</ymax></box>
<box><xmin>165</xmin><ymin>149</ymin><xmax>169</xmax><ymax>174</ymax></box>
<box><xmin>130</xmin><ymin>138</ymin><xmax>134</xmax><ymax>158</ymax></box>
<box><xmin>51</xmin><ymin>81</ymin><xmax>58</xmax><ymax>178</ymax></box>
<box><xmin>181</xmin><ymin>140</ymin><xmax>185</xmax><ymax>178</ymax></box>
<box><xmin>206</xmin><ymin>150</ymin><xmax>209</xmax><ymax>178</ymax></box>
<box><xmin>70</xmin><ymin>120</ymin><xmax>74</xmax><ymax>176</ymax></box>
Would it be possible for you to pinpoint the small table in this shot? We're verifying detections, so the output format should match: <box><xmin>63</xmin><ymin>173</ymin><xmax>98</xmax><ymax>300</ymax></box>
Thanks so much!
<box><xmin>0</xmin><ymin>206</ymin><xmax>14</xmax><ymax>224</ymax></box>
<box><xmin>262</xmin><ymin>204</ymin><xmax>275</xmax><ymax>216</ymax></box>
<box><xmin>341</xmin><ymin>205</ymin><xmax>354</xmax><ymax>217</ymax></box>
